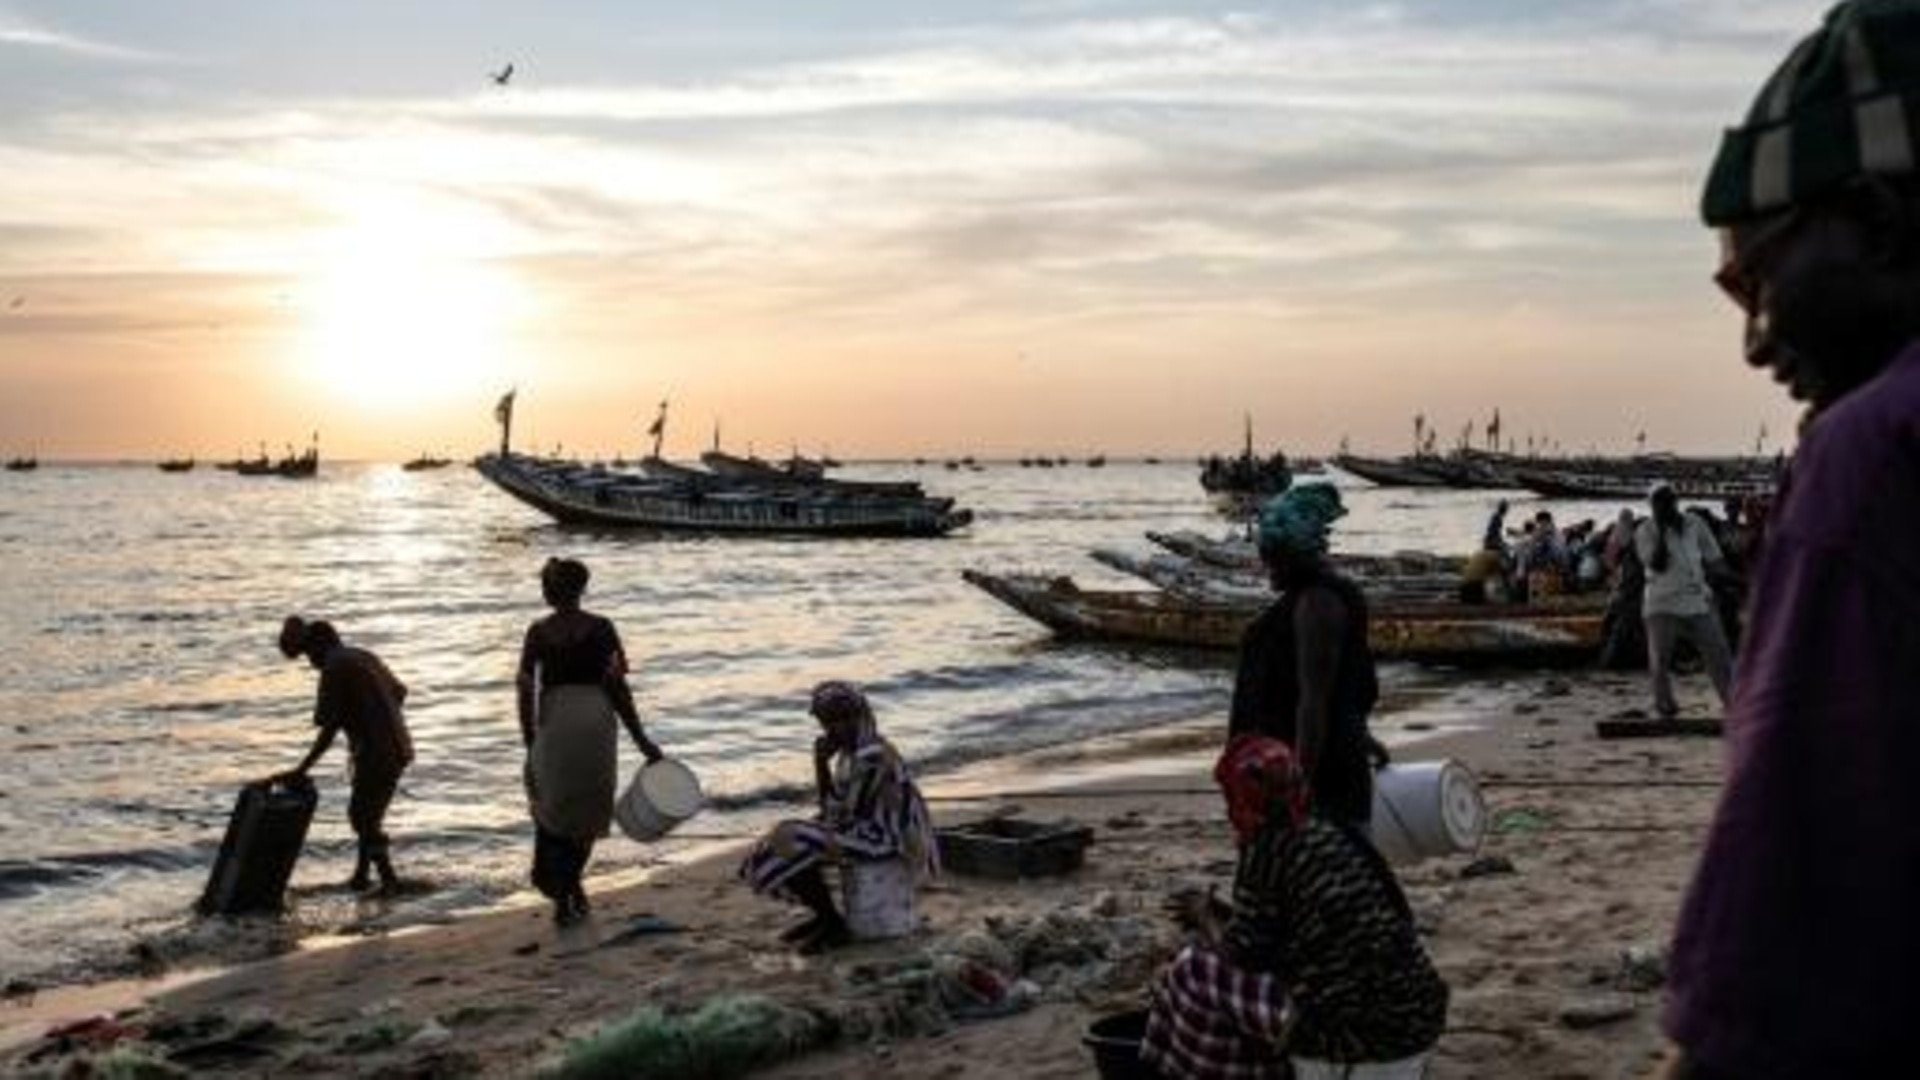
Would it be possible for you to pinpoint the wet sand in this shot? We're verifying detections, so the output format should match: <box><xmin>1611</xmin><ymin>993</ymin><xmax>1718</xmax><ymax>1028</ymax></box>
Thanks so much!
<box><xmin>3</xmin><ymin>668</ymin><xmax>1725</xmax><ymax>1079</ymax></box>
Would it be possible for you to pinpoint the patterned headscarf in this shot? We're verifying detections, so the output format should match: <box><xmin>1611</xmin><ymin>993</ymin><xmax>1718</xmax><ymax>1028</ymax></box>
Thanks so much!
<box><xmin>1214</xmin><ymin>735</ymin><xmax>1311</xmax><ymax>845</ymax></box>
<box><xmin>810</xmin><ymin>680</ymin><xmax>877</xmax><ymax>746</ymax></box>
<box><xmin>1256</xmin><ymin>482</ymin><xmax>1347</xmax><ymax>558</ymax></box>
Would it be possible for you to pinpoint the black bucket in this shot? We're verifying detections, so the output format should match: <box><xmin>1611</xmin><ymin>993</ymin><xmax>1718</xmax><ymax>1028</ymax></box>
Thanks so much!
<box><xmin>1083</xmin><ymin>1009</ymin><xmax>1161</xmax><ymax>1080</ymax></box>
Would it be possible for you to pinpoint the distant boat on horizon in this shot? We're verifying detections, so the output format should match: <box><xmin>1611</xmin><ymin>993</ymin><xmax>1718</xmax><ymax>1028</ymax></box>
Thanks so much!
<box><xmin>402</xmin><ymin>453</ymin><xmax>452</xmax><ymax>472</ymax></box>
<box><xmin>5</xmin><ymin>455</ymin><xmax>37</xmax><ymax>472</ymax></box>
<box><xmin>158</xmin><ymin>457</ymin><xmax>195</xmax><ymax>473</ymax></box>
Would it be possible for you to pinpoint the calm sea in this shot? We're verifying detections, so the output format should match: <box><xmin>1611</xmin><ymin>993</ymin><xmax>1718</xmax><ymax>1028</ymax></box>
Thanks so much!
<box><xmin>0</xmin><ymin>460</ymin><xmax>1622</xmax><ymax>983</ymax></box>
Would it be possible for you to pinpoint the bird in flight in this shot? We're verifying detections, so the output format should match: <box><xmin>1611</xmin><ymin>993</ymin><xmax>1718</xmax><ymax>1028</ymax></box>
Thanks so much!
<box><xmin>491</xmin><ymin>62</ymin><xmax>514</xmax><ymax>86</ymax></box>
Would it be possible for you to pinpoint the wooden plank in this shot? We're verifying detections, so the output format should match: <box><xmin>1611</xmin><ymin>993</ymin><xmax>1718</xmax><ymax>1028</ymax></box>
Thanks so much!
<box><xmin>1594</xmin><ymin>718</ymin><xmax>1723</xmax><ymax>740</ymax></box>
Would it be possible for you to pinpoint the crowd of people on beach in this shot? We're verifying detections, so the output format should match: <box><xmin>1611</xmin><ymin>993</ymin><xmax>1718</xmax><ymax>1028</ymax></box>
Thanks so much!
<box><xmin>241</xmin><ymin>3</ymin><xmax>1920</xmax><ymax>1076</ymax></box>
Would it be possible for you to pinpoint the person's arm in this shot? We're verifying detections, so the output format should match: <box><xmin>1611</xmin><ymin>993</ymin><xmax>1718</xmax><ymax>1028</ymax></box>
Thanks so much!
<box><xmin>515</xmin><ymin>626</ymin><xmax>538</xmax><ymax>750</ymax></box>
<box><xmin>1291</xmin><ymin>587</ymin><xmax>1348</xmax><ymax>782</ymax></box>
<box><xmin>283</xmin><ymin>725</ymin><xmax>337</xmax><ymax>780</ymax></box>
<box><xmin>1694</xmin><ymin>517</ymin><xmax>1731</xmax><ymax>579</ymax></box>
<box><xmin>813</xmin><ymin>735</ymin><xmax>838</xmax><ymax>815</ymax></box>
<box><xmin>602</xmin><ymin>622</ymin><xmax>663</xmax><ymax>762</ymax></box>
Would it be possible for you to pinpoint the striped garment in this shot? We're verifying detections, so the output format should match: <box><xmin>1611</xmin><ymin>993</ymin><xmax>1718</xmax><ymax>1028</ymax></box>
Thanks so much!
<box><xmin>1146</xmin><ymin>817</ymin><xmax>1446</xmax><ymax>1076</ymax></box>
<box><xmin>1703</xmin><ymin>0</ymin><xmax>1920</xmax><ymax>225</ymax></box>
<box><xmin>1142</xmin><ymin>945</ymin><xmax>1292</xmax><ymax>1080</ymax></box>
<box><xmin>740</xmin><ymin>733</ymin><xmax>936</xmax><ymax>900</ymax></box>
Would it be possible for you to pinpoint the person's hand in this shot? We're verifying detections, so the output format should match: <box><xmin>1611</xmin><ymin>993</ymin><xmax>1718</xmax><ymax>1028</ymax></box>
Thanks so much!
<box><xmin>1165</xmin><ymin>886</ymin><xmax>1227</xmax><ymax>944</ymax></box>
<box><xmin>813</xmin><ymin>733</ymin><xmax>838</xmax><ymax>764</ymax></box>
<box><xmin>637</xmin><ymin>736</ymin><xmax>665</xmax><ymax>764</ymax></box>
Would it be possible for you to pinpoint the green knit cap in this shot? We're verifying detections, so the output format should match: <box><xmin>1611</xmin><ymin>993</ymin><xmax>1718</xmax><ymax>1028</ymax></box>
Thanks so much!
<box><xmin>1702</xmin><ymin>0</ymin><xmax>1920</xmax><ymax>225</ymax></box>
<box><xmin>1256</xmin><ymin>482</ymin><xmax>1347</xmax><ymax>557</ymax></box>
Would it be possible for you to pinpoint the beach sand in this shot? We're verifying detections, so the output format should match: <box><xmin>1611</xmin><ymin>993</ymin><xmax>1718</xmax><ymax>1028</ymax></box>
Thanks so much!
<box><xmin>3</xmin><ymin>668</ymin><xmax>1724</xmax><ymax>1079</ymax></box>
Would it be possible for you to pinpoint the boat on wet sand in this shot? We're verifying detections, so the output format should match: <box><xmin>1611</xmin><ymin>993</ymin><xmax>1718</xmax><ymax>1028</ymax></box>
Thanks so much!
<box><xmin>962</xmin><ymin>570</ymin><xmax>1603</xmax><ymax>667</ymax></box>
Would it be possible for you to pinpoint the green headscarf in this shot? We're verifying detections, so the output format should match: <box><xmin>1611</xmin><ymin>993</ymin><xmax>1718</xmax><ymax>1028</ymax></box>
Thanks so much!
<box><xmin>1257</xmin><ymin>482</ymin><xmax>1346</xmax><ymax>557</ymax></box>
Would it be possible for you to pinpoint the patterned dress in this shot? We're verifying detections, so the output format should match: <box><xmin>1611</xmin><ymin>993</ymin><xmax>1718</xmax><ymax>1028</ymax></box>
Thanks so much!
<box><xmin>741</xmin><ymin>726</ymin><xmax>937</xmax><ymax>901</ymax></box>
<box><xmin>1143</xmin><ymin>818</ymin><xmax>1448</xmax><ymax>1077</ymax></box>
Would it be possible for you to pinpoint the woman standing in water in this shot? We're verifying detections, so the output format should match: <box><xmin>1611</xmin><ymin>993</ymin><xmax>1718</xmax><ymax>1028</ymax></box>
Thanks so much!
<box><xmin>517</xmin><ymin>557</ymin><xmax>664</xmax><ymax>925</ymax></box>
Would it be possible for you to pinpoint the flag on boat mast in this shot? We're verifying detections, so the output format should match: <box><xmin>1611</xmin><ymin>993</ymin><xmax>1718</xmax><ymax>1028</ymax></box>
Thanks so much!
<box><xmin>494</xmin><ymin>389</ymin><xmax>516</xmax><ymax>455</ymax></box>
<box><xmin>646</xmin><ymin>400</ymin><xmax>668</xmax><ymax>459</ymax></box>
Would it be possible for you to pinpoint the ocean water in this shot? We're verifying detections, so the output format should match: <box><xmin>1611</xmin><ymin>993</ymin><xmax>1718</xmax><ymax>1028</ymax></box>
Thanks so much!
<box><xmin>0</xmin><ymin>461</ymin><xmax>1625</xmax><ymax>983</ymax></box>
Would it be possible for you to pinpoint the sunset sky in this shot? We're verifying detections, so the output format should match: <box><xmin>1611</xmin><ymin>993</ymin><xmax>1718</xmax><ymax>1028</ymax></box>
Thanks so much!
<box><xmin>0</xmin><ymin>1</ymin><xmax>1826</xmax><ymax>461</ymax></box>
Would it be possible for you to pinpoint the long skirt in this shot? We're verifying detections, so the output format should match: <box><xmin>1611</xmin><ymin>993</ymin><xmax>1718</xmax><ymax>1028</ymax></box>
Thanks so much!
<box><xmin>525</xmin><ymin>685</ymin><xmax>616</xmax><ymax>897</ymax></box>
<box><xmin>526</xmin><ymin>685</ymin><xmax>617</xmax><ymax>840</ymax></box>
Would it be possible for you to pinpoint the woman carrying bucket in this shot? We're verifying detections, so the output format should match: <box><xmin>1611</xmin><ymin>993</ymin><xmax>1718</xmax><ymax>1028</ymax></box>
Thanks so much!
<box><xmin>739</xmin><ymin>682</ymin><xmax>937</xmax><ymax>954</ymax></box>
<box><xmin>1142</xmin><ymin>736</ymin><xmax>1447</xmax><ymax>1079</ymax></box>
<box><xmin>516</xmin><ymin>557</ymin><xmax>666</xmax><ymax>926</ymax></box>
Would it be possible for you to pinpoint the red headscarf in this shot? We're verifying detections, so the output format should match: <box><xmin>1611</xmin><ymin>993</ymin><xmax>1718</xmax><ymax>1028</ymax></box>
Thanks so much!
<box><xmin>1214</xmin><ymin>735</ymin><xmax>1310</xmax><ymax>844</ymax></box>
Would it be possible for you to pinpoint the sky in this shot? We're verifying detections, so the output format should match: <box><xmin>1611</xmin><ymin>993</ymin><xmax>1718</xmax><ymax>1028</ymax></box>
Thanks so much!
<box><xmin>0</xmin><ymin>0</ymin><xmax>1833</xmax><ymax>461</ymax></box>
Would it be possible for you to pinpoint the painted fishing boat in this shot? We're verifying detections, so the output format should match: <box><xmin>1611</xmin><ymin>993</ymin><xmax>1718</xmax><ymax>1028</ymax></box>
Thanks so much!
<box><xmin>962</xmin><ymin>570</ymin><xmax>1603</xmax><ymax>667</ymax></box>
<box><xmin>1513</xmin><ymin>467</ymin><xmax>1775</xmax><ymax>501</ymax></box>
<box><xmin>1331</xmin><ymin>453</ymin><xmax>1452</xmax><ymax>488</ymax></box>
<box><xmin>1090</xmin><ymin>549</ymin><xmax>1466</xmax><ymax>608</ymax></box>
<box><xmin>701</xmin><ymin>449</ymin><xmax>827</xmax><ymax>482</ymax></box>
<box><xmin>476</xmin><ymin>453</ymin><xmax>972</xmax><ymax>537</ymax></box>
<box><xmin>1143</xmin><ymin>531</ymin><xmax>1460</xmax><ymax>578</ymax></box>
<box><xmin>158</xmin><ymin>458</ymin><xmax>195</xmax><ymax>473</ymax></box>
<box><xmin>637</xmin><ymin>454</ymin><xmax>926</xmax><ymax>497</ymax></box>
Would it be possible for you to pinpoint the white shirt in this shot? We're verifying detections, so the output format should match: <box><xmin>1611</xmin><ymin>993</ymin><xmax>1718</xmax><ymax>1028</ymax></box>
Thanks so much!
<box><xmin>1635</xmin><ymin>514</ymin><xmax>1724</xmax><ymax>617</ymax></box>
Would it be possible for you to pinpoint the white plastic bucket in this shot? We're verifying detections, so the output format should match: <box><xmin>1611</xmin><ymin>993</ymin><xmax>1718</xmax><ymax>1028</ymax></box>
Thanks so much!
<box><xmin>614</xmin><ymin>758</ymin><xmax>704</xmax><ymax>842</ymax></box>
<box><xmin>1293</xmin><ymin>1053</ymin><xmax>1431</xmax><ymax>1079</ymax></box>
<box><xmin>841</xmin><ymin>858</ymin><xmax>918</xmax><ymax>941</ymax></box>
<box><xmin>1369</xmin><ymin>760</ymin><xmax>1485</xmax><ymax>865</ymax></box>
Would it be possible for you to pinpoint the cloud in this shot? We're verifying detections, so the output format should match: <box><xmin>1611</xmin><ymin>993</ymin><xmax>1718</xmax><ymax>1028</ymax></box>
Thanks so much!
<box><xmin>0</xmin><ymin>18</ymin><xmax>164</xmax><ymax>62</ymax></box>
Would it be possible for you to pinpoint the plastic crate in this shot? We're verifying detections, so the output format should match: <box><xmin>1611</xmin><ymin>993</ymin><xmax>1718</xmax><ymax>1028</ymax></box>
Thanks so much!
<box><xmin>935</xmin><ymin>817</ymin><xmax>1094</xmax><ymax>880</ymax></box>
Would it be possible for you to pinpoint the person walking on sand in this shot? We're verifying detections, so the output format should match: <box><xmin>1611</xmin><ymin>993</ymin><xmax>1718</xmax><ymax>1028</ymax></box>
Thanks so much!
<box><xmin>517</xmin><ymin>557</ymin><xmax>664</xmax><ymax>926</ymax></box>
<box><xmin>739</xmin><ymin>681</ymin><xmax>937</xmax><ymax>954</ymax></box>
<box><xmin>1665</xmin><ymin>2</ymin><xmax>1920</xmax><ymax>1075</ymax></box>
<box><xmin>275</xmin><ymin>616</ymin><xmax>412</xmax><ymax>895</ymax></box>
<box><xmin>1228</xmin><ymin>483</ymin><xmax>1381</xmax><ymax>829</ymax></box>
<box><xmin>1636</xmin><ymin>483</ymin><xmax>1735</xmax><ymax>719</ymax></box>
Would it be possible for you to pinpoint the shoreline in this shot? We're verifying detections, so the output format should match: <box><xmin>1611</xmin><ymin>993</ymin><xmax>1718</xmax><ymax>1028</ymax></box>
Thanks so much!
<box><xmin>4</xmin><ymin>667</ymin><xmax>1724</xmax><ymax>1078</ymax></box>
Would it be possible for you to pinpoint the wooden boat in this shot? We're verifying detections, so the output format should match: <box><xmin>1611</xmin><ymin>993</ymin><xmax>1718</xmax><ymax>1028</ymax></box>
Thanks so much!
<box><xmin>1090</xmin><ymin>549</ymin><xmax>1467</xmax><ymax>608</ymax></box>
<box><xmin>401</xmin><ymin>454</ymin><xmax>452</xmax><ymax>472</ymax></box>
<box><xmin>1331</xmin><ymin>453</ymin><xmax>1451</xmax><ymax>488</ymax></box>
<box><xmin>642</xmin><ymin>454</ymin><xmax>924</xmax><ymax>498</ymax></box>
<box><xmin>1513</xmin><ymin>467</ymin><xmax>1774</xmax><ymax>501</ymax></box>
<box><xmin>476</xmin><ymin>453</ymin><xmax>972</xmax><ymax>537</ymax></box>
<box><xmin>701</xmin><ymin>449</ymin><xmax>826</xmax><ymax>482</ymax></box>
<box><xmin>962</xmin><ymin>570</ymin><xmax>1603</xmax><ymax>667</ymax></box>
<box><xmin>1143</xmin><ymin>530</ymin><xmax>1460</xmax><ymax>579</ymax></box>
<box><xmin>1199</xmin><ymin>418</ymin><xmax>1293</xmax><ymax>501</ymax></box>
<box><xmin>158</xmin><ymin>458</ymin><xmax>195</xmax><ymax>473</ymax></box>
<box><xmin>5</xmin><ymin>456</ymin><xmax>38</xmax><ymax>472</ymax></box>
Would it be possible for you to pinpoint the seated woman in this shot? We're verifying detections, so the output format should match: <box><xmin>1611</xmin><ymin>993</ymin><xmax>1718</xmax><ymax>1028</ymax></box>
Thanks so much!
<box><xmin>739</xmin><ymin>681</ymin><xmax>937</xmax><ymax>952</ymax></box>
<box><xmin>1143</xmin><ymin>736</ymin><xmax>1447</xmax><ymax>1079</ymax></box>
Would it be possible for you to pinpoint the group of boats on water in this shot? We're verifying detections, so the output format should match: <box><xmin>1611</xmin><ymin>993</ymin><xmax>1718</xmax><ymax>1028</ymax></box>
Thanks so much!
<box><xmin>963</xmin><ymin>530</ymin><xmax>1607</xmax><ymax>668</ymax></box>
<box><xmin>1329</xmin><ymin>447</ymin><xmax>1780</xmax><ymax>501</ymax></box>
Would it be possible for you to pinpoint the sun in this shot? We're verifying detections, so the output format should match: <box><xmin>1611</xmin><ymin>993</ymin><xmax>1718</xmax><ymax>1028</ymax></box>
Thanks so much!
<box><xmin>294</xmin><ymin>235</ymin><xmax>525</xmax><ymax>409</ymax></box>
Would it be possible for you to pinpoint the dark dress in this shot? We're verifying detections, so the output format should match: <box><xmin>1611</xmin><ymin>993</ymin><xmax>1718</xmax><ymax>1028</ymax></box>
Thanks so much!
<box><xmin>1229</xmin><ymin>570</ymin><xmax>1379</xmax><ymax>827</ymax></box>
<box><xmin>518</xmin><ymin>614</ymin><xmax>629</xmax><ymax>902</ymax></box>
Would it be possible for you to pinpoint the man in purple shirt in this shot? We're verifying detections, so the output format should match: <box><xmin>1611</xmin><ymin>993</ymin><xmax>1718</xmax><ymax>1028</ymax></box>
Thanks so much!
<box><xmin>1665</xmin><ymin>2</ymin><xmax>1920</xmax><ymax>1076</ymax></box>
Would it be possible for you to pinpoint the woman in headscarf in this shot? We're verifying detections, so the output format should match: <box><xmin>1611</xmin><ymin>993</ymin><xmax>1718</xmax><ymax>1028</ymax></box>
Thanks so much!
<box><xmin>1228</xmin><ymin>482</ymin><xmax>1382</xmax><ymax>828</ymax></box>
<box><xmin>739</xmin><ymin>681</ymin><xmax>937</xmax><ymax>953</ymax></box>
<box><xmin>517</xmin><ymin>557</ymin><xmax>664</xmax><ymax>926</ymax></box>
<box><xmin>1143</xmin><ymin>736</ymin><xmax>1448</xmax><ymax>1079</ymax></box>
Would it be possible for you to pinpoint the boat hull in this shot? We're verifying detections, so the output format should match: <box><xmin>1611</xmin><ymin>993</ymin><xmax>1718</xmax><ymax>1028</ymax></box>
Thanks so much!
<box><xmin>478</xmin><ymin>454</ymin><xmax>971</xmax><ymax>537</ymax></box>
<box><xmin>963</xmin><ymin>571</ymin><xmax>1602</xmax><ymax>667</ymax></box>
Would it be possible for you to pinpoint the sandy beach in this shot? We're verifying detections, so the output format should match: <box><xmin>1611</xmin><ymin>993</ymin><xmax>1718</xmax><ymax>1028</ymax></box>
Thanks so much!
<box><xmin>2</xmin><ymin>667</ymin><xmax>1725</xmax><ymax>1080</ymax></box>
